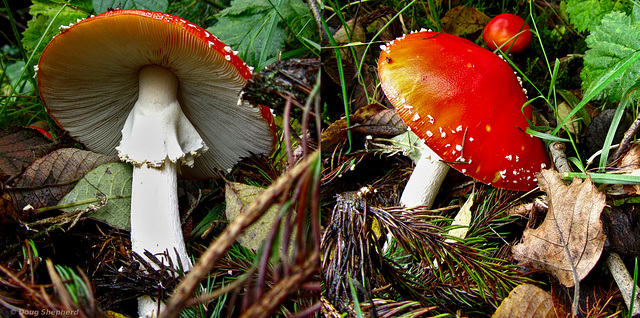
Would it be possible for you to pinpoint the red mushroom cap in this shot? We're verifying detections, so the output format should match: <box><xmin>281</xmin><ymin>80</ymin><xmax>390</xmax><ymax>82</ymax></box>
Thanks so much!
<box><xmin>378</xmin><ymin>31</ymin><xmax>549</xmax><ymax>190</ymax></box>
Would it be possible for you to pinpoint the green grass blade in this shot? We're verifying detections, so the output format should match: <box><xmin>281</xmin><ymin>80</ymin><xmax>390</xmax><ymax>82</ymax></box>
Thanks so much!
<box><xmin>563</xmin><ymin>172</ymin><xmax>640</xmax><ymax>184</ymax></box>
<box><xmin>321</xmin><ymin>7</ymin><xmax>352</xmax><ymax>152</ymax></box>
<box><xmin>554</xmin><ymin>50</ymin><xmax>640</xmax><ymax>136</ymax></box>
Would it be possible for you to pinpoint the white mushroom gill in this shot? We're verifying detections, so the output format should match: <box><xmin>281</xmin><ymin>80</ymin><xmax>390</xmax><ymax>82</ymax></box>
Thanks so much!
<box><xmin>116</xmin><ymin>65</ymin><xmax>206</xmax><ymax>318</ymax></box>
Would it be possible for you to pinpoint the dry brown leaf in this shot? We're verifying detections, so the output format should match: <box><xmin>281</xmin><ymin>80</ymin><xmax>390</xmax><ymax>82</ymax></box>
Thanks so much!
<box><xmin>321</xmin><ymin>104</ymin><xmax>404</xmax><ymax>153</ymax></box>
<box><xmin>618</xmin><ymin>143</ymin><xmax>640</xmax><ymax>194</ymax></box>
<box><xmin>619</xmin><ymin>143</ymin><xmax>640</xmax><ymax>170</ymax></box>
<box><xmin>9</xmin><ymin>148</ymin><xmax>118</xmax><ymax>211</ymax></box>
<box><xmin>323</xmin><ymin>18</ymin><xmax>366</xmax><ymax>85</ymax></box>
<box><xmin>513</xmin><ymin>169</ymin><xmax>606</xmax><ymax>287</ymax></box>
<box><xmin>492</xmin><ymin>284</ymin><xmax>556</xmax><ymax>318</ymax></box>
<box><xmin>360</xmin><ymin>108</ymin><xmax>407</xmax><ymax>135</ymax></box>
<box><xmin>0</xmin><ymin>126</ymin><xmax>58</xmax><ymax>181</ymax></box>
<box><xmin>441</xmin><ymin>5</ymin><xmax>490</xmax><ymax>37</ymax></box>
<box><xmin>556</xmin><ymin>102</ymin><xmax>582</xmax><ymax>135</ymax></box>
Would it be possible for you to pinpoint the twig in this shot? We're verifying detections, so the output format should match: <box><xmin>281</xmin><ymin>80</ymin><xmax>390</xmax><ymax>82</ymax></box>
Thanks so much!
<box><xmin>611</xmin><ymin>111</ymin><xmax>640</xmax><ymax>164</ymax></box>
<box><xmin>549</xmin><ymin>142</ymin><xmax>571</xmax><ymax>173</ymax></box>
<box><xmin>159</xmin><ymin>151</ymin><xmax>320</xmax><ymax>318</ymax></box>
<box><xmin>606</xmin><ymin>252</ymin><xmax>640</xmax><ymax>316</ymax></box>
<box><xmin>306</xmin><ymin>0</ymin><xmax>322</xmax><ymax>41</ymax></box>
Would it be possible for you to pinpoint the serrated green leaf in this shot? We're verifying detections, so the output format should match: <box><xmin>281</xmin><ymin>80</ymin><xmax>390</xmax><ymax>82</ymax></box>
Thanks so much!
<box><xmin>59</xmin><ymin>162</ymin><xmax>132</xmax><ymax>231</ymax></box>
<box><xmin>93</xmin><ymin>0</ymin><xmax>168</xmax><ymax>14</ymax></box>
<box><xmin>217</xmin><ymin>0</ymin><xmax>271</xmax><ymax>15</ymax></box>
<box><xmin>210</xmin><ymin>14</ymin><xmax>287</xmax><ymax>69</ymax></box>
<box><xmin>565</xmin><ymin>0</ymin><xmax>632</xmax><ymax>32</ymax></box>
<box><xmin>207</xmin><ymin>0</ymin><xmax>315</xmax><ymax>70</ymax></box>
<box><xmin>581</xmin><ymin>3</ymin><xmax>640</xmax><ymax>103</ymax></box>
<box><xmin>22</xmin><ymin>0</ymin><xmax>92</xmax><ymax>68</ymax></box>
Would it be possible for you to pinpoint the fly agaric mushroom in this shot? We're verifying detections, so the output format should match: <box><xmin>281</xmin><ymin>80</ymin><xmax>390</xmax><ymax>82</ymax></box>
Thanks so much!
<box><xmin>37</xmin><ymin>9</ymin><xmax>275</xmax><ymax>317</ymax></box>
<box><xmin>378</xmin><ymin>31</ymin><xmax>549</xmax><ymax>208</ymax></box>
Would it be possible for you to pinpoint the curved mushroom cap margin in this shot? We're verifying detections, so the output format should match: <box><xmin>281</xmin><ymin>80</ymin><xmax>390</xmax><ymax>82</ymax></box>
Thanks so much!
<box><xmin>378</xmin><ymin>31</ymin><xmax>550</xmax><ymax>190</ymax></box>
<box><xmin>38</xmin><ymin>9</ymin><xmax>275</xmax><ymax>179</ymax></box>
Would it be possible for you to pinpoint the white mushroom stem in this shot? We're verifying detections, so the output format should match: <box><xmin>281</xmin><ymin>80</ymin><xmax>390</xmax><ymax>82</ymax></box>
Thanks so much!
<box><xmin>130</xmin><ymin>160</ymin><xmax>191</xmax><ymax>270</ymax></box>
<box><xmin>116</xmin><ymin>65</ymin><xmax>207</xmax><ymax>318</ymax></box>
<box><xmin>400</xmin><ymin>145</ymin><xmax>449</xmax><ymax>208</ymax></box>
<box><xmin>131</xmin><ymin>161</ymin><xmax>188</xmax><ymax>317</ymax></box>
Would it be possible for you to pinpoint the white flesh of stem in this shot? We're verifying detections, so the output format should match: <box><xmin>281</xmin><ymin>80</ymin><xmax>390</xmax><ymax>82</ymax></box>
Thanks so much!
<box><xmin>132</xmin><ymin>161</ymin><xmax>191</xmax><ymax>318</ymax></box>
<box><xmin>400</xmin><ymin>145</ymin><xmax>449</xmax><ymax>208</ymax></box>
<box><xmin>117</xmin><ymin>65</ymin><xmax>203</xmax><ymax>318</ymax></box>
<box><xmin>130</xmin><ymin>161</ymin><xmax>192</xmax><ymax>270</ymax></box>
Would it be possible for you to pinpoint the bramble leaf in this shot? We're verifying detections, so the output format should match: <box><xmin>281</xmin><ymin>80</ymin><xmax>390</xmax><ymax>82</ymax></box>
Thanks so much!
<box><xmin>565</xmin><ymin>0</ymin><xmax>632</xmax><ymax>33</ymax></box>
<box><xmin>207</xmin><ymin>0</ymin><xmax>316</xmax><ymax>70</ymax></box>
<box><xmin>581</xmin><ymin>3</ymin><xmax>640</xmax><ymax>103</ymax></box>
<box><xmin>21</xmin><ymin>0</ymin><xmax>92</xmax><ymax>68</ymax></box>
<box><xmin>93</xmin><ymin>0</ymin><xmax>168</xmax><ymax>14</ymax></box>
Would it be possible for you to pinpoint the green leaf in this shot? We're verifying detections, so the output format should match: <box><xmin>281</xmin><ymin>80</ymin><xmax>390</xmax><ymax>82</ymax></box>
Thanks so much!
<box><xmin>581</xmin><ymin>3</ymin><xmax>640</xmax><ymax>103</ymax></box>
<box><xmin>93</xmin><ymin>0</ymin><xmax>168</xmax><ymax>14</ymax></box>
<box><xmin>565</xmin><ymin>0</ymin><xmax>632</xmax><ymax>32</ymax></box>
<box><xmin>22</xmin><ymin>0</ymin><xmax>92</xmax><ymax>67</ymax></box>
<box><xmin>58</xmin><ymin>162</ymin><xmax>132</xmax><ymax>231</ymax></box>
<box><xmin>207</xmin><ymin>0</ymin><xmax>316</xmax><ymax>70</ymax></box>
<box><xmin>225</xmin><ymin>182</ymin><xmax>282</xmax><ymax>251</ymax></box>
<box><xmin>4</xmin><ymin>61</ymin><xmax>33</xmax><ymax>94</ymax></box>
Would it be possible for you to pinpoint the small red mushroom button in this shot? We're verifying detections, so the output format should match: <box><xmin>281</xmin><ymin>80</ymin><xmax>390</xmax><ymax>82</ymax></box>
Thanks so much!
<box><xmin>378</xmin><ymin>31</ymin><xmax>549</xmax><ymax>207</ymax></box>
<box><xmin>483</xmin><ymin>13</ymin><xmax>532</xmax><ymax>53</ymax></box>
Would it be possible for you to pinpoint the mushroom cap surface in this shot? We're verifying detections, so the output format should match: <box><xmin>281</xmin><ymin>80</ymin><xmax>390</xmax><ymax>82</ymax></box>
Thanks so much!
<box><xmin>378</xmin><ymin>31</ymin><xmax>549</xmax><ymax>190</ymax></box>
<box><xmin>38</xmin><ymin>9</ymin><xmax>275</xmax><ymax>179</ymax></box>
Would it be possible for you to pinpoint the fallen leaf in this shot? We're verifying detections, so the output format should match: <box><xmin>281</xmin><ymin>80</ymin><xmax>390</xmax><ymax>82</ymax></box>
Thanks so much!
<box><xmin>58</xmin><ymin>162</ymin><xmax>133</xmax><ymax>231</ymax></box>
<box><xmin>618</xmin><ymin>143</ymin><xmax>640</xmax><ymax>194</ymax></box>
<box><xmin>0</xmin><ymin>192</ymin><xmax>20</xmax><ymax>224</ymax></box>
<box><xmin>321</xmin><ymin>104</ymin><xmax>403</xmax><ymax>153</ymax></box>
<box><xmin>556</xmin><ymin>101</ymin><xmax>582</xmax><ymax>134</ymax></box>
<box><xmin>384</xmin><ymin>131</ymin><xmax>425</xmax><ymax>163</ymax></box>
<box><xmin>492</xmin><ymin>284</ymin><xmax>556</xmax><ymax>318</ymax></box>
<box><xmin>446</xmin><ymin>191</ymin><xmax>473</xmax><ymax>241</ymax></box>
<box><xmin>368</xmin><ymin>7</ymin><xmax>403</xmax><ymax>43</ymax></box>
<box><xmin>323</xmin><ymin>18</ymin><xmax>366</xmax><ymax>85</ymax></box>
<box><xmin>360</xmin><ymin>108</ymin><xmax>407</xmax><ymax>136</ymax></box>
<box><xmin>513</xmin><ymin>169</ymin><xmax>606</xmax><ymax>287</ymax></box>
<box><xmin>619</xmin><ymin>143</ymin><xmax>640</xmax><ymax>170</ymax></box>
<box><xmin>441</xmin><ymin>5</ymin><xmax>490</xmax><ymax>37</ymax></box>
<box><xmin>0</xmin><ymin>126</ymin><xmax>58</xmax><ymax>181</ymax></box>
<box><xmin>225</xmin><ymin>182</ymin><xmax>282</xmax><ymax>251</ymax></box>
<box><xmin>9</xmin><ymin>148</ymin><xmax>119</xmax><ymax>211</ymax></box>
